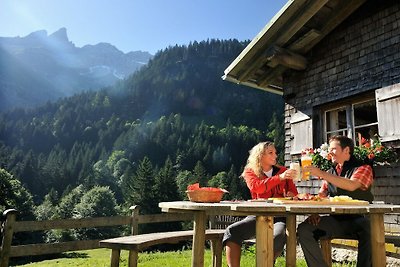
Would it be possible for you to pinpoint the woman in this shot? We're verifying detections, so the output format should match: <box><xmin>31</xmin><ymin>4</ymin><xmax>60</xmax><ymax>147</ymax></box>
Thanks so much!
<box><xmin>223</xmin><ymin>141</ymin><xmax>298</xmax><ymax>267</ymax></box>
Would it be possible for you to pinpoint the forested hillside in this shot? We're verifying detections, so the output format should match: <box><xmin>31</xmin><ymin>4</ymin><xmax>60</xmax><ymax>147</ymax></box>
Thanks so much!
<box><xmin>0</xmin><ymin>39</ymin><xmax>284</xmax><ymax>227</ymax></box>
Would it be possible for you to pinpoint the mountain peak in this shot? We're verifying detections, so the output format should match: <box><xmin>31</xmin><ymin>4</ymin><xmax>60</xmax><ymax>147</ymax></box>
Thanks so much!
<box><xmin>49</xmin><ymin>27</ymin><xmax>69</xmax><ymax>43</ymax></box>
<box><xmin>26</xmin><ymin>30</ymin><xmax>48</xmax><ymax>39</ymax></box>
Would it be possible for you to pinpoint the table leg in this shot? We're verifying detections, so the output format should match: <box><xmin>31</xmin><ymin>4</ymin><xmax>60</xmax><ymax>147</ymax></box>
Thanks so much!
<box><xmin>256</xmin><ymin>215</ymin><xmax>274</xmax><ymax>267</ymax></box>
<box><xmin>286</xmin><ymin>215</ymin><xmax>296</xmax><ymax>267</ymax></box>
<box><xmin>370</xmin><ymin>213</ymin><xmax>386</xmax><ymax>267</ymax></box>
<box><xmin>192</xmin><ymin>210</ymin><xmax>207</xmax><ymax>267</ymax></box>
<box><xmin>110</xmin><ymin>249</ymin><xmax>120</xmax><ymax>267</ymax></box>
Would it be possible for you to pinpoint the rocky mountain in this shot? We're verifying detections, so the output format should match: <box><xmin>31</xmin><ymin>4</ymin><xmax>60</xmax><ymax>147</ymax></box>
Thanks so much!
<box><xmin>0</xmin><ymin>28</ymin><xmax>152</xmax><ymax>111</ymax></box>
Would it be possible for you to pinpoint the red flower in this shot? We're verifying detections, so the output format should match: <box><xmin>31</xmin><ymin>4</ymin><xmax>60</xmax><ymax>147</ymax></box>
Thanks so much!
<box><xmin>368</xmin><ymin>153</ymin><xmax>375</xmax><ymax>159</ymax></box>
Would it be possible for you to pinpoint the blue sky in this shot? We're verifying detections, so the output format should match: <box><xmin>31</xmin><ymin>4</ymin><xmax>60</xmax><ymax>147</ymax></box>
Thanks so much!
<box><xmin>0</xmin><ymin>0</ymin><xmax>287</xmax><ymax>55</ymax></box>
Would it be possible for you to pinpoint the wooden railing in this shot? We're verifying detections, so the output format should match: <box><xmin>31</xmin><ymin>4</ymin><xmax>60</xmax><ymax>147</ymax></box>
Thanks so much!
<box><xmin>3</xmin><ymin>207</ymin><xmax>399</xmax><ymax>267</ymax></box>
<box><xmin>0</xmin><ymin>206</ymin><xmax>193</xmax><ymax>267</ymax></box>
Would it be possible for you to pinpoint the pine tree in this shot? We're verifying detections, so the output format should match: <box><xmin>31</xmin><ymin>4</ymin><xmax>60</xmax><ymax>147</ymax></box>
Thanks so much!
<box><xmin>153</xmin><ymin>157</ymin><xmax>182</xmax><ymax>232</ymax></box>
<box><xmin>130</xmin><ymin>157</ymin><xmax>157</xmax><ymax>214</ymax></box>
<box><xmin>193</xmin><ymin>161</ymin><xmax>208</xmax><ymax>187</ymax></box>
<box><xmin>154</xmin><ymin>157</ymin><xmax>180</xmax><ymax>203</ymax></box>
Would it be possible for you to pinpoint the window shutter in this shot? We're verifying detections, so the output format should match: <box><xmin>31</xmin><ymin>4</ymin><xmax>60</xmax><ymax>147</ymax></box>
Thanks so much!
<box><xmin>376</xmin><ymin>85</ymin><xmax>400</xmax><ymax>142</ymax></box>
<box><xmin>290</xmin><ymin>111</ymin><xmax>313</xmax><ymax>154</ymax></box>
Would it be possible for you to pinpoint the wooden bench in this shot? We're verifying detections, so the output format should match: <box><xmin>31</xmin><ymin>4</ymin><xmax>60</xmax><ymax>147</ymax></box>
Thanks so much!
<box><xmin>98</xmin><ymin>206</ymin><xmax>235</xmax><ymax>267</ymax></box>
<box><xmin>99</xmin><ymin>229</ymin><xmax>225</xmax><ymax>267</ymax></box>
<box><xmin>320</xmin><ymin>234</ymin><xmax>400</xmax><ymax>267</ymax></box>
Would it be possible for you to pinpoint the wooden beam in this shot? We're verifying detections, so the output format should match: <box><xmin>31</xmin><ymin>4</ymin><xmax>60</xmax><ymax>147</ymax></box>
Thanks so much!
<box><xmin>258</xmin><ymin>65</ymin><xmax>287</xmax><ymax>89</ymax></box>
<box><xmin>222</xmin><ymin>74</ymin><xmax>284</xmax><ymax>95</ymax></box>
<box><xmin>289</xmin><ymin>29</ymin><xmax>321</xmax><ymax>52</ymax></box>
<box><xmin>224</xmin><ymin>0</ymin><xmax>308</xmax><ymax>76</ymax></box>
<box><xmin>275</xmin><ymin>0</ymin><xmax>329</xmax><ymax>46</ymax></box>
<box><xmin>266</xmin><ymin>45</ymin><xmax>307</xmax><ymax>70</ymax></box>
<box><xmin>235</xmin><ymin>0</ymin><xmax>326</xmax><ymax>83</ymax></box>
<box><xmin>300</xmin><ymin>0</ymin><xmax>367</xmax><ymax>53</ymax></box>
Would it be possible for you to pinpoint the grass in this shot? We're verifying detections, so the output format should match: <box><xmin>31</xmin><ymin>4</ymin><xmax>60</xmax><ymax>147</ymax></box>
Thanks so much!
<box><xmin>13</xmin><ymin>247</ymin><xmax>356</xmax><ymax>267</ymax></box>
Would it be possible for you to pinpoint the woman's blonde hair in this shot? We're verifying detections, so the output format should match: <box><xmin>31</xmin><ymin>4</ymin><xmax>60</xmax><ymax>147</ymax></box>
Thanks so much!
<box><xmin>242</xmin><ymin>141</ymin><xmax>275</xmax><ymax>178</ymax></box>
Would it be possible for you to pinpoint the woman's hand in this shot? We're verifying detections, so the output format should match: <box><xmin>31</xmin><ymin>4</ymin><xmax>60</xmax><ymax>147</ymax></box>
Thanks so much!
<box><xmin>285</xmin><ymin>191</ymin><xmax>296</xmax><ymax>197</ymax></box>
<box><xmin>279</xmin><ymin>169</ymin><xmax>297</xmax><ymax>180</ymax></box>
<box><xmin>307</xmin><ymin>214</ymin><xmax>321</xmax><ymax>226</ymax></box>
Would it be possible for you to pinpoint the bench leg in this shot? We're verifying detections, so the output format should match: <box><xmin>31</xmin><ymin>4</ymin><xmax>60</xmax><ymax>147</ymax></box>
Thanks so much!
<box><xmin>110</xmin><ymin>249</ymin><xmax>121</xmax><ymax>267</ymax></box>
<box><xmin>211</xmin><ymin>239</ymin><xmax>223</xmax><ymax>267</ymax></box>
<box><xmin>128</xmin><ymin>250</ymin><xmax>139</xmax><ymax>267</ymax></box>
<box><xmin>320</xmin><ymin>239</ymin><xmax>332</xmax><ymax>267</ymax></box>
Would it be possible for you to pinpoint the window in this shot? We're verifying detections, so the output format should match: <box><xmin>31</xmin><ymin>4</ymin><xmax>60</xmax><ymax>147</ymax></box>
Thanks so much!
<box><xmin>324</xmin><ymin>98</ymin><xmax>378</xmax><ymax>146</ymax></box>
<box><xmin>290</xmin><ymin>111</ymin><xmax>312</xmax><ymax>155</ymax></box>
<box><xmin>376</xmin><ymin>84</ymin><xmax>400</xmax><ymax>143</ymax></box>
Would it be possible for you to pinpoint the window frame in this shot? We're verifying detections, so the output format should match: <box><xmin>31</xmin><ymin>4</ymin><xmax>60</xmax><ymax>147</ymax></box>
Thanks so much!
<box><xmin>321</xmin><ymin>93</ymin><xmax>377</xmax><ymax>144</ymax></box>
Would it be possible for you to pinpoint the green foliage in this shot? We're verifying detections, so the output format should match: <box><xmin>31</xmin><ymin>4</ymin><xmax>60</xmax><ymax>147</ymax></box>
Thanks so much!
<box><xmin>0</xmin><ymin>168</ymin><xmax>35</xmax><ymax>220</ymax></box>
<box><xmin>353</xmin><ymin>138</ymin><xmax>398</xmax><ymax>165</ymax></box>
<box><xmin>208</xmin><ymin>171</ymin><xmax>228</xmax><ymax>189</ymax></box>
<box><xmin>128</xmin><ymin>157</ymin><xmax>158</xmax><ymax>214</ymax></box>
<box><xmin>311</xmin><ymin>152</ymin><xmax>333</xmax><ymax>171</ymax></box>
<box><xmin>56</xmin><ymin>184</ymin><xmax>85</xmax><ymax>219</ymax></box>
<box><xmin>175</xmin><ymin>170</ymin><xmax>195</xmax><ymax>199</ymax></box>
<box><xmin>0</xmin><ymin>39</ymin><xmax>284</xmax><ymax>208</ymax></box>
<box><xmin>34</xmin><ymin>194</ymin><xmax>57</xmax><ymax>221</ymax></box>
<box><xmin>72</xmin><ymin>186</ymin><xmax>120</xmax><ymax>240</ymax></box>
<box><xmin>154</xmin><ymin>157</ymin><xmax>180</xmax><ymax>203</ymax></box>
<box><xmin>73</xmin><ymin>186</ymin><xmax>119</xmax><ymax>218</ymax></box>
<box><xmin>193</xmin><ymin>161</ymin><xmax>208</xmax><ymax>187</ymax></box>
<box><xmin>267</xmin><ymin>112</ymin><xmax>285</xmax><ymax>164</ymax></box>
<box><xmin>310</xmin><ymin>139</ymin><xmax>398</xmax><ymax>171</ymax></box>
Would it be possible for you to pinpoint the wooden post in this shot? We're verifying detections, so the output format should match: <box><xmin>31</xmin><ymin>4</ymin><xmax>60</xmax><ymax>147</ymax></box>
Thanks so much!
<box><xmin>320</xmin><ymin>239</ymin><xmax>332</xmax><ymax>267</ymax></box>
<box><xmin>110</xmin><ymin>249</ymin><xmax>121</xmax><ymax>267</ymax></box>
<box><xmin>0</xmin><ymin>209</ymin><xmax>18</xmax><ymax>267</ymax></box>
<box><xmin>370</xmin><ymin>213</ymin><xmax>386</xmax><ymax>267</ymax></box>
<box><xmin>285</xmin><ymin>215</ymin><xmax>297</xmax><ymax>267</ymax></box>
<box><xmin>256</xmin><ymin>215</ymin><xmax>274</xmax><ymax>267</ymax></box>
<box><xmin>192</xmin><ymin>210</ymin><xmax>207</xmax><ymax>267</ymax></box>
<box><xmin>129</xmin><ymin>205</ymin><xmax>139</xmax><ymax>235</ymax></box>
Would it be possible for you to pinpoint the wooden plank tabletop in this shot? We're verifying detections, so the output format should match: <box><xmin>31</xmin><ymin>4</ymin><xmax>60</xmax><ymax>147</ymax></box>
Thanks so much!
<box><xmin>159</xmin><ymin>201</ymin><xmax>400</xmax><ymax>215</ymax></box>
<box><xmin>159</xmin><ymin>201</ymin><xmax>243</xmax><ymax>215</ymax></box>
<box><xmin>230</xmin><ymin>202</ymin><xmax>400</xmax><ymax>215</ymax></box>
<box><xmin>272</xmin><ymin>199</ymin><xmax>369</xmax><ymax>206</ymax></box>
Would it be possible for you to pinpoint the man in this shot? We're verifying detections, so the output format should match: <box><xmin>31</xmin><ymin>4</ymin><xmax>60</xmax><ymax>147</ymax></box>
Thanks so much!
<box><xmin>297</xmin><ymin>135</ymin><xmax>374</xmax><ymax>267</ymax></box>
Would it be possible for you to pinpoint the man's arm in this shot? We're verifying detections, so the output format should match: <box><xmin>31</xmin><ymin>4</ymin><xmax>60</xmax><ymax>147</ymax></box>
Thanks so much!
<box><xmin>306</xmin><ymin>166</ymin><xmax>363</xmax><ymax>191</ymax></box>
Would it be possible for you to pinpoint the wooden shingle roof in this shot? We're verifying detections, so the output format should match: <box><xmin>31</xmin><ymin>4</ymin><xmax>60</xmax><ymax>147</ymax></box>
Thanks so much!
<box><xmin>222</xmin><ymin>0</ymin><xmax>366</xmax><ymax>95</ymax></box>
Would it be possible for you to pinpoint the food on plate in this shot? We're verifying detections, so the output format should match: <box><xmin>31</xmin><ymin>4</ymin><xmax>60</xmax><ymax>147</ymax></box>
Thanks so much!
<box><xmin>269</xmin><ymin>193</ymin><xmax>364</xmax><ymax>203</ymax></box>
<box><xmin>329</xmin><ymin>195</ymin><xmax>353</xmax><ymax>202</ymax></box>
<box><xmin>293</xmin><ymin>193</ymin><xmax>325</xmax><ymax>201</ymax></box>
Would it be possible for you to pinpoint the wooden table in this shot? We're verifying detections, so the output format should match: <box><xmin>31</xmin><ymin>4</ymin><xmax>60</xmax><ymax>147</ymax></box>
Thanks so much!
<box><xmin>159</xmin><ymin>201</ymin><xmax>400</xmax><ymax>267</ymax></box>
<box><xmin>158</xmin><ymin>201</ymin><xmax>240</xmax><ymax>267</ymax></box>
<box><xmin>231</xmin><ymin>201</ymin><xmax>400</xmax><ymax>267</ymax></box>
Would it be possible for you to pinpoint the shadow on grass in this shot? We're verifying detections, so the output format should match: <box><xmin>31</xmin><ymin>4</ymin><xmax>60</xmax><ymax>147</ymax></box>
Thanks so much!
<box><xmin>10</xmin><ymin>252</ymin><xmax>90</xmax><ymax>266</ymax></box>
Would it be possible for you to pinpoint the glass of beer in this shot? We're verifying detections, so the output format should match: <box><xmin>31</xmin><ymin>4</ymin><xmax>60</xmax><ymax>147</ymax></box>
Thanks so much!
<box><xmin>289</xmin><ymin>162</ymin><xmax>302</xmax><ymax>182</ymax></box>
<box><xmin>301</xmin><ymin>154</ymin><xmax>312</xmax><ymax>180</ymax></box>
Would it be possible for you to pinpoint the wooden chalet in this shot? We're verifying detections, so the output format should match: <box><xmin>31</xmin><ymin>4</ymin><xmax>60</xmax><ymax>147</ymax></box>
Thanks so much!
<box><xmin>223</xmin><ymin>0</ymin><xmax>400</xmax><ymax>204</ymax></box>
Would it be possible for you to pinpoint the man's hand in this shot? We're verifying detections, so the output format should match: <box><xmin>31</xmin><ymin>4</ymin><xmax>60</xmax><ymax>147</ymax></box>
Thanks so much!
<box><xmin>303</xmin><ymin>165</ymin><xmax>325</xmax><ymax>178</ymax></box>
<box><xmin>307</xmin><ymin>214</ymin><xmax>321</xmax><ymax>226</ymax></box>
